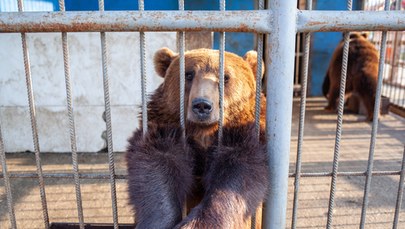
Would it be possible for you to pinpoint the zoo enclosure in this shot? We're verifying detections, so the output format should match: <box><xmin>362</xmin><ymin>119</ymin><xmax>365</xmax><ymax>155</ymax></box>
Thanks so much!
<box><xmin>0</xmin><ymin>0</ymin><xmax>405</xmax><ymax>229</ymax></box>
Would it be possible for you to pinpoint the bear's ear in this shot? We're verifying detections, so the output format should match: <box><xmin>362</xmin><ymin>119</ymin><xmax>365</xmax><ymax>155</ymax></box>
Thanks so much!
<box><xmin>361</xmin><ymin>32</ymin><xmax>368</xmax><ymax>39</ymax></box>
<box><xmin>243</xmin><ymin>50</ymin><xmax>265</xmax><ymax>80</ymax></box>
<box><xmin>154</xmin><ymin>47</ymin><xmax>177</xmax><ymax>78</ymax></box>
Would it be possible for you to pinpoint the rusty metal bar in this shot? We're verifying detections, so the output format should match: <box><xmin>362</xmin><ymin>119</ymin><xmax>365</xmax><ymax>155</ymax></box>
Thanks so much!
<box><xmin>360</xmin><ymin>1</ymin><xmax>391</xmax><ymax>228</ymax></box>
<box><xmin>292</xmin><ymin>0</ymin><xmax>312</xmax><ymax>227</ymax></box>
<box><xmin>177</xmin><ymin>0</ymin><xmax>187</xmax><ymax>220</ymax></box>
<box><xmin>252</xmin><ymin>1</ymin><xmax>264</xmax><ymax>228</ymax></box>
<box><xmin>58</xmin><ymin>1</ymin><xmax>85</xmax><ymax>228</ymax></box>
<box><xmin>98</xmin><ymin>1</ymin><xmax>119</xmax><ymax>228</ymax></box>
<box><xmin>217</xmin><ymin>0</ymin><xmax>225</xmax><ymax>147</ymax></box>
<box><xmin>1</xmin><ymin>10</ymin><xmax>405</xmax><ymax>33</ymax></box>
<box><xmin>0</xmin><ymin>11</ymin><xmax>271</xmax><ymax>33</ymax></box>
<box><xmin>327</xmin><ymin>1</ymin><xmax>353</xmax><ymax>228</ymax></box>
<box><xmin>17</xmin><ymin>0</ymin><xmax>50</xmax><ymax>228</ymax></box>
<box><xmin>0</xmin><ymin>124</ymin><xmax>17</xmax><ymax>229</ymax></box>
<box><xmin>297</xmin><ymin>10</ymin><xmax>405</xmax><ymax>32</ymax></box>
<box><xmin>139</xmin><ymin>0</ymin><xmax>148</xmax><ymax>136</ymax></box>
<box><xmin>2</xmin><ymin>170</ymin><xmax>403</xmax><ymax>180</ymax></box>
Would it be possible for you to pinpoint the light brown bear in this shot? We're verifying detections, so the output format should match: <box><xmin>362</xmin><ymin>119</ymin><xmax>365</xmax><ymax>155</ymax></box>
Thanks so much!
<box><xmin>126</xmin><ymin>48</ymin><xmax>268</xmax><ymax>229</ymax></box>
<box><xmin>323</xmin><ymin>32</ymin><xmax>379</xmax><ymax>121</ymax></box>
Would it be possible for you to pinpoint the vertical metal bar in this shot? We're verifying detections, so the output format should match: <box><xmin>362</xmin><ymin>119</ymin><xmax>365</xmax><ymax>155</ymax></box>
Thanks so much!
<box><xmin>294</xmin><ymin>34</ymin><xmax>301</xmax><ymax>86</ymax></box>
<box><xmin>291</xmin><ymin>1</ymin><xmax>312</xmax><ymax>228</ymax></box>
<box><xmin>138</xmin><ymin>0</ymin><xmax>148</xmax><ymax>135</ymax></box>
<box><xmin>359</xmin><ymin>2</ymin><xmax>390</xmax><ymax>228</ymax></box>
<box><xmin>401</xmin><ymin>45</ymin><xmax>405</xmax><ymax>107</ymax></box>
<box><xmin>178</xmin><ymin>0</ymin><xmax>185</xmax><ymax>134</ymax></box>
<box><xmin>0</xmin><ymin>124</ymin><xmax>16</xmax><ymax>228</ymax></box>
<box><xmin>177</xmin><ymin>0</ymin><xmax>187</xmax><ymax>219</ymax></box>
<box><xmin>254</xmin><ymin>0</ymin><xmax>265</xmax><ymax>139</ymax></box>
<box><xmin>392</xmin><ymin>3</ymin><xmax>403</xmax><ymax>107</ymax></box>
<box><xmin>387</xmin><ymin>32</ymin><xmax>395</xmax><ymax>103</ymax></box>
<box><xmin>218</xmin><ymin>0</ymin><xmax>225</xmax><ymax>146</ymax></box>
<box><xmin>393</xmin><ymin>146</ymin><xmax>405</xmax><ymax>229</ymax></box>
<box><xmin>252</xmin><ymin>1</ymin><xmax>265</xmax><ymax>227</ymax></box>
<box><xmin>326</xmin><ymin>1</ymin><xmax>352</xmax><ymax>228</ymax></box>
<box><xmin>58</xmin><ymin>1</ymin><xmax>85</xmax><ymax>228</ymax></box>
<box><xmin>98</xmin><ymin>1</ymin><xmax>118</xmax><ymax>228</ymax></box>
<box><xmin>263</xmin><ymin>0</ymin><xmax>297</xmax><ymax>228</ymax></box>
<box><xmin>17</xmin><ymin>1</ymin><xmax>50</xmax><ymax>228</ymax></box>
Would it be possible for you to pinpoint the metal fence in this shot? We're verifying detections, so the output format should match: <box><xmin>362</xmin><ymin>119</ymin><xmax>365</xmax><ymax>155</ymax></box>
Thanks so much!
<box><xmin>364</xmin><ymin>0</ymin><xmax>405</xmax><ymax>115</ymax></box>
<box><xmin>0</xmin><ymin>0</ymin><xmax>405</xmax><ymax>229</ymax></box>
<box><xmin>363</xmin><ymin>0</ymin><xmax>405</xmax><ymax>116</ymax></box>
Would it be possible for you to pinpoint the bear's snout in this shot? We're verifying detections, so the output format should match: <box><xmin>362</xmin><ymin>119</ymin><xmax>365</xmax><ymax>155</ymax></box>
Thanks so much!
<box><xmin>192</xmin><ymin>98</ymin><xmax>213</xmax><ymax>120</ymax></box>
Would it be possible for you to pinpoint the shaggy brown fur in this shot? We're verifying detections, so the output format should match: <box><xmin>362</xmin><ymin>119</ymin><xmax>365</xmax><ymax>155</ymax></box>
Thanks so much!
<box><xmin>323</xmin><ymin>32</ymin><xmax>379</xmax><ymax>121</ymax></box>
<box><xmin>126</xmin><ymin>48</ymin><xmax>268</xmax><ymax>229</ymax></box>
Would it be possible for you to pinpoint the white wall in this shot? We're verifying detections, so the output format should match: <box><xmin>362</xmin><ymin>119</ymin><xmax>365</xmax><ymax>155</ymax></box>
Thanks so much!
<box><xmin>0</xmin><ymin>32</ymin><xmax>177</xmax><ymax>152</ymax></box>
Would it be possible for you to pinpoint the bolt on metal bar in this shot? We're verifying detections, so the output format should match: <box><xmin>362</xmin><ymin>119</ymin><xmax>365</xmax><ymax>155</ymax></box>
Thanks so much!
<box><xmin>58</xmin><ymin>1</ymin><xmax>85</xmax><ymax>228</ymax></box>
<box><xmin>17</xmin><ymin>0</ymin><xmax>50</xmax><ymax>228</ymax></box>
<box><xmin>393</xmin><ymin>146</ymin><xmax>405</xmax><ymax>229</ymax></box>
<box><xmin>138</xmin><ymin>0</ymin><xmax>148</xmax><ymax>136</ymax></box>
<box><xmin>326</xmin><ymin>1</ymin><xmax>352</xmax><ymax>228</ymax></box>
<box><xmin>98</xmin><ymin>1</ymin><xmax>119</xmax><ymax>228</ymax></box>
<box><xmin>292</xmin><ymin>1</ymin><xmax>312</xmax><ymax>228</ymax></box>
<box><xmin>263</xmin><ymin>0</ymin><xmax>297</xmax><ymax>228</ymax></box>
<box><xmin>217</xmin><ymin>0</ymin><xmax>225</xmax><ymax>147</ymax></box>
<box><xmin>359</xmin><ymin>1</ymin><xmax>390</xmax><ymax>228</ymax></box>
<box><xmin>0</xmin><ymin>124</ymin><xmax>17</xmax><ymax>229</ymax></box>
<box><xmin>252</xmin><ymin>1</ymin><xmax>264</xmax><ymax>229</ymax></box>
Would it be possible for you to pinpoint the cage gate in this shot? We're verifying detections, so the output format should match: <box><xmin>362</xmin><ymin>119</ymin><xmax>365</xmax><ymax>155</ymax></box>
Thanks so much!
<box><xmin>0</xmin><ymin>0</ymin><xmax>405</xmax><ymax>228</ymax></box>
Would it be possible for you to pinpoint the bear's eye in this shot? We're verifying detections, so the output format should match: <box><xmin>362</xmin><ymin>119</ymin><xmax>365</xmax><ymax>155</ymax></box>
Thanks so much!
<box><xmin>224</xmin><ymin>74</ymin><xmax>230</xmax><ymax>84</ymax></box>
<box><xmin>185</xmin><ymin>71</ymin><xmax>194</xmax><ymax>81</ymax></box>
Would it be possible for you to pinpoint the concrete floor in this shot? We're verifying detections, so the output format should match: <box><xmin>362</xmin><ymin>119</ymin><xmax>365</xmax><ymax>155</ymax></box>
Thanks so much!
<box><xmin>1</xmin><ymin>97</ymin><xmax>404</xmax><ymax>229</ymax></box>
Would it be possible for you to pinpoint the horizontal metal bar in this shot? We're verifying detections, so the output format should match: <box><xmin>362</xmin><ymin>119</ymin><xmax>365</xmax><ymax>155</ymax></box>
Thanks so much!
<box><xmin>297</xmin><ymin>10</ymin><xmax>405</xmax><ymax>32</ymax></box>
<box><xmin>1</xmin><ymin>10</ymin><xmax>405</xmax><ymax>33</ymax></box>
<box><xmin>0</xmin><ymin>170</ymin><xmax>401</xmax><ymax>180</ymax></box>
<box><xmin>289</xmin><ymin>171</ymin><xmax>402</xmax><ymax>177</ymax></box>
<box><xmin>0</xmin><ymin>172</ymin><xmax>128</xmax><ymax>179</ymax></box>
<box><xmin>0</xmin><ymin>11</ymin><xmax>271</xmax><ymax>33</ymax></box>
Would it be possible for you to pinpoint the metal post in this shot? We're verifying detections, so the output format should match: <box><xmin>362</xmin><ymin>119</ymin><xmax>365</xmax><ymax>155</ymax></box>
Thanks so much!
<box><xmin>263</xmin><ymin>0</ymin><xmax>297</xmax><ymax>228</ymax></box>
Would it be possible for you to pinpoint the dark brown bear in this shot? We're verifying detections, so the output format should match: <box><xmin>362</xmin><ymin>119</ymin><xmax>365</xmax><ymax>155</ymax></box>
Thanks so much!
<box><xmin>323</xmin><ymin>32</ymin><xmax>379</xmax><ymax>121</ymax></box>
<box><xmin>126</xmin><ymin>48</ymin><xmax>268</xmax><ymax>229</ymax></box>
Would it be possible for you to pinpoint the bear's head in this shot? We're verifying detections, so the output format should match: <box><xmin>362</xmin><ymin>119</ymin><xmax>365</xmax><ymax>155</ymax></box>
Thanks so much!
<box><xmin>153</xmin><ymin>48</ymin><xmax>264</xmax><ymax>132</ymax></box>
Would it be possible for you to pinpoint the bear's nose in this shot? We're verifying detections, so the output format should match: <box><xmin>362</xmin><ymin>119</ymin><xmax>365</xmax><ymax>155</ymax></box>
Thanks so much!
<box><xmin>192</xmin><ymin>98</ymin><xmax>213</xmax><ymax>119</ymax></box>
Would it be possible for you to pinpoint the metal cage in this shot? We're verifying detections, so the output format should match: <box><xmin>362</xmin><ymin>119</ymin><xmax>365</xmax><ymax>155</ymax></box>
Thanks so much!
<box><xmin>0</xmin><ymin>0</ymin><xmax>405</xmax><ymax>228</ymax></box>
